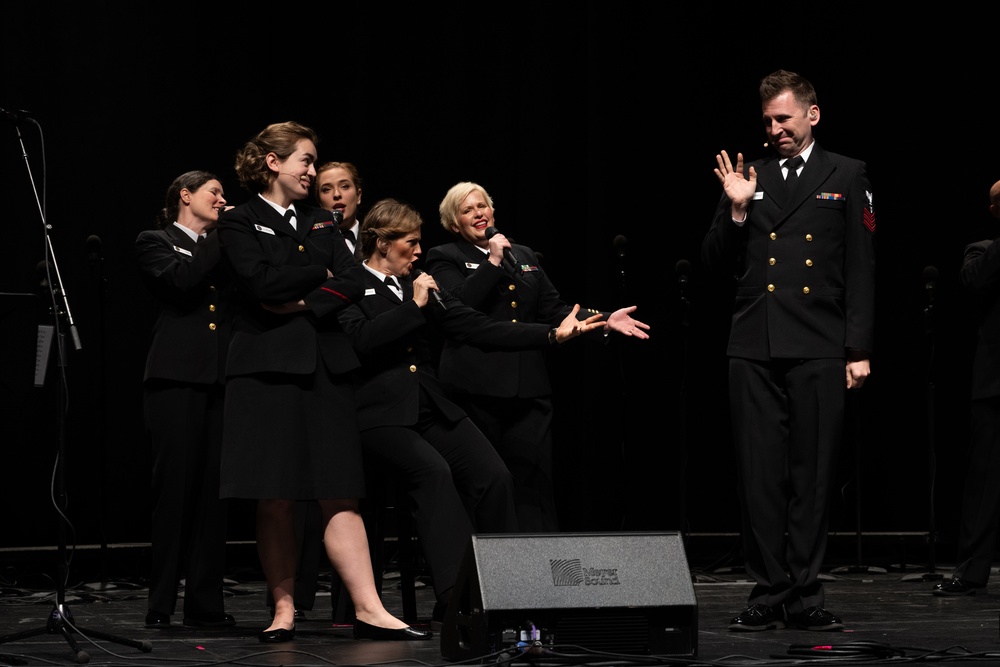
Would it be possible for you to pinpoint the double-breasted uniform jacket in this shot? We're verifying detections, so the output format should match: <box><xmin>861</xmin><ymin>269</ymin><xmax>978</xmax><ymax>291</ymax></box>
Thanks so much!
<box><xmin>702</xmin><ymin>143</ymin><xmax>876</xmax><ymax>360</ymax></box>
<box><xmin>136</xmin><ymin>224</ymin><xmax>233</xmax><ymax>384</ymax></box>
<box><xmin>947</xmin><ymin>236</ymin><xmax>1000</xmax><ymax>587</ymax></box>
<box><xmin>218</xmin><ymin>195</ymin><xmax>365</xmax><ymax>380</ymax></box>
<box><xmin>963</xmin><ymin>239</ymin><xmax>1000</xmax><ymax>400</ymax></box>
<box><xmin>425</xmin><ymin>240</ymin><xmax>606</xmax><ymax>398</ymax></box>
<box><xmin>337</xmin><ymin>270</ymin><xmax>556</xmax><ymax>431</ymax></box>
<box><xmin>135</xmin><ymin>222</ymin><xmax>234</xmax><ymax>618</ymax></box>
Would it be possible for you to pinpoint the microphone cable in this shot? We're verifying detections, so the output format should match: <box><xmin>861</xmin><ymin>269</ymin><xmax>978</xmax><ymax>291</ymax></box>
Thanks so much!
<box><xmin>784</xmin><ymin>640</ymin><xmax>905</xmax><ymax>660</ymax></box>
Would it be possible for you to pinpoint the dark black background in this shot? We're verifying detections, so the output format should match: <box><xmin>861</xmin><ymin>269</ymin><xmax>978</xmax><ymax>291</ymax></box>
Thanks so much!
<box><xmin>1</xmin><ymin>6</ymin><xmax>994</xmax><ymax>565</ymax></box>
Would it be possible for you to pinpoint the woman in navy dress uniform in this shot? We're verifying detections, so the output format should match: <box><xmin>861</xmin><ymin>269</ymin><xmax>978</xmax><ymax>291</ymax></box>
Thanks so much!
<box><xmin>425</xmin><ymin>182</ymin><xmax>649</xmax><ymax>531</ymax></box>
<box><xmin>217</xmin><ymin>121</ymin><xmax>429</xmax><ymax>644</ymax></box>
<box><xmin>135</xmin><ymin>170</ymin><xmax>235</xmax><ymax>629</ymax></box>
<box><xmin>337</xmin><ymin>198</ymin><xmax>601</xmax><ymax>624</ymax></box>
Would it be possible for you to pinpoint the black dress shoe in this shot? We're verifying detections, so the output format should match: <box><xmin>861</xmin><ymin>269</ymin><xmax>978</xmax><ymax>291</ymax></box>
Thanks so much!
<box><xmin>729</xmin><ymin>603</ymin><xmax>784</xmax><ymax>631</ymax></box>
<box><xmin>353</xmin><ymin>619</ymin><xmax>432</xmax><ymax>641</ymax></box>
<box><xmin>258</xmin><ymin>626</ymin><xmax>295</xmax><ymax>643</ymax></box>
<box><xmin>933</xmin><ymin>577</ymin><xmax>985</xmax><ymax>596</ymax></box>
<box><xmin>183</xmin><ymin>612</ymin><xmax>237</xmax><ymax>628</ymax></box>
<box><xmin>786</xmin><ymin>606</ymin><xmax>844</xmax><ymax>631</ymax></box>
<box><xmin>144</xmin><ymin>611</ymin><xmax>171</xmax><ymax>628</ymax></box>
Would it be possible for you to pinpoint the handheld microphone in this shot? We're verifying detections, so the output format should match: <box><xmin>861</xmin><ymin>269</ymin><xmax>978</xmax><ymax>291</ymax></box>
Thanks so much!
<box><xmin>86</xmin><ymin>235</ymin><xmax>102</xmax><ymax>263</ymax></box>
<box><xmin>484</xmin><ymin>226</ymin><xmax>521</xmax><ymax>273</ymax></box>
<box><xmin>331</xmin><ymin>209</ymin><xmax>344</xmax><ymax>226</ymax></box>
<box><xmin>414</xmin><ymin>269</ymin><xmax>447</xmax><ymax>309</ymax></box>
<box><xmin>613</xmin><ymin>234</ymin><xmax>627</xmax><ymax>259</ymax></box>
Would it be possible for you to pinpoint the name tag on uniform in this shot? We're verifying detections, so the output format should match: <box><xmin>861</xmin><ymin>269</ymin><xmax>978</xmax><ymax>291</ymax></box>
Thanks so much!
<box><xmin>753</xmin><ymin>191</ymin><xmax>764</xmax><ymax>200</ymax></box>
<box><xmin>173</xmin><ymin>245</ymin><xmax>193</xmax><ymax>257</ymax></box>
<box><xmin>365</xmin><ymin>288</ymin><xmax>376</xmax><ymax>296</ymax></box>
<box><xmin>465</xmin><ymin>261</ymin><xmax>479</xmax><ymax>269</ymax></box>
<box><xmin>254</xmin><ymin>224</ymin><xmax>276</xmax><ymax>235</ymax></box>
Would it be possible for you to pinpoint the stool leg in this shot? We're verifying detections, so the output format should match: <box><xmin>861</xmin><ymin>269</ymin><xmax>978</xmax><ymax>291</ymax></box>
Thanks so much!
<box><xmin>394</xmin><ymin>489</ymin><xmax>418</xmax><ymax>624</ymax></box>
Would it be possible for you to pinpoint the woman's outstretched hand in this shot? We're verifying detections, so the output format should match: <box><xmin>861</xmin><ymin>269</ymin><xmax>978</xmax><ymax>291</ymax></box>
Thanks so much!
<box><xmin>606</xmin><ymin>305</ymin><xmax>650</xmax><ymax>339</ymax></box>
<box><xmin>554</xmin><ymin>304</ymin><xmax>605</xmax><ymax>343</ymax></box>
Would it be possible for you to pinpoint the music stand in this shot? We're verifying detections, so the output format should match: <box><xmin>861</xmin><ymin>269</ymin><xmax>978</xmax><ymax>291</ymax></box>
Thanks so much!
<box><xmin>0</xmin><ymin>114</ymin><xmax>151</xmax><ymax>663</ymax></box>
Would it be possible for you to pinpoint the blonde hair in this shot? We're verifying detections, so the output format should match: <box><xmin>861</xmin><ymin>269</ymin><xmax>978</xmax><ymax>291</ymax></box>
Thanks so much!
<box><xmin>438</xmin><ymin>181</ymin><xmax>493</xmax><ymax>234</ymax></box>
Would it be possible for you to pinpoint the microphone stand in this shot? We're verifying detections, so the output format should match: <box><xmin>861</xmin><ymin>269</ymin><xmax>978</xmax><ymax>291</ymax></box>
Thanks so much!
<box><xmin>901</xmin><ymin>273</ymin><xmax>943</xmax><ymax>581</ymax></box>
<box><xmin>613</xmin><ymin>235</ymin><xmax>627</xmax><ymax>298</ymax></box>
<box><xmin>677</xmin><ymin>269</ymin><xmax>690</xmax><ymax>551</ymax></box>
<box><xmin>613</xmin><ymin>243</ymin><xmax>629</xmax><ymax>529</ymax></box>
<box><xmin>89</xmin><ymin>237</ymin><xmax>111</xmax><ymax>588</ymax></box>
<box><xmin>0</xmin><ymin>117</ymin><xmax>152</xmax><ymax>662</ymax></box>
<box><xmin>830</xmin><ymin>390</ymin><xmax>887</xmax><ymax>575</ymax></box>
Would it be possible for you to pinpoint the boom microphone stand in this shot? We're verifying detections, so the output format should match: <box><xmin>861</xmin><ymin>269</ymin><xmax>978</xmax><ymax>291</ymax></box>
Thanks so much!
<box><xmin>0</xmin><ymin>110</ymin><xmax>152</xmax><ymax>663</ymax></box>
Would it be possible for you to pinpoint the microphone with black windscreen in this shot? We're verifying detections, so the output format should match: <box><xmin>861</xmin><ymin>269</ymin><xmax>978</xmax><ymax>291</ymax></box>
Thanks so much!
<box><xmin>923</xmin><ymin>265</ymin><xmax>938</xmax><ymax>303</ymax></box>
<box><xmin>676</xmin><ymin>259</ymin><xmax>691</xmax><ymax>288</ymax></box>
<box><xmin>86</xmin><ymin>235</ymin><xmax>103</xmax><ymax>263</ymax></box>
<box><xmin>484</xmin><ymin>226</ymin><xmax>521</xmax><ymax>273</ymax></box>
<box><xmin>613</xmin><ymin>234</ymin><xmax>627</xmax><ymax>259</ymax></box>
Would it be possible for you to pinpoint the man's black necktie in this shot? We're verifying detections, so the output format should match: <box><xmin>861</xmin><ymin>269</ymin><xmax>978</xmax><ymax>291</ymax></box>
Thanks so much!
<box><xmin>283</xmin><ymin>208</ymin><xmax>296</xmax><ymax>228</ymax></box>
<box><xmin>385</xmin><ymin>277</ymin><xmax>400</xmax><ymax>291</ymax></box>
<box><xmin>342</xmin><ymin>228</ymin><xmax>355</xmax><ymax>244</ymax></box>
<box><xmin>785</xmin><ymin>156</ymin><xmax>804</xmax><ymax>188</ymax></box>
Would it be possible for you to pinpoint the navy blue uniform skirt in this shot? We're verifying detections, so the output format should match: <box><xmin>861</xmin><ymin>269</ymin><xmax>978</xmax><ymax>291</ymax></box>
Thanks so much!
<box><xmin>220</xmin><ymin>365</ymin><xmax>366</xmax><ymax>501</ymax></box>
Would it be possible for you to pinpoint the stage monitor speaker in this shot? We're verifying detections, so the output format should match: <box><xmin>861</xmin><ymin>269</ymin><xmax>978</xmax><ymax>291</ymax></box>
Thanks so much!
<box><xmin>439</xmin><ymin>531</ymin><xmax>697</xmax><ymax>661</ymax></box>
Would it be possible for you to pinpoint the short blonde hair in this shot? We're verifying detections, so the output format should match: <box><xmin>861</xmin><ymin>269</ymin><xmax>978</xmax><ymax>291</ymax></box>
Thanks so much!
<box><xmin>438</xmin><ymin>181</ymin><xmax>493</xmax><ymax>234</ymax></box>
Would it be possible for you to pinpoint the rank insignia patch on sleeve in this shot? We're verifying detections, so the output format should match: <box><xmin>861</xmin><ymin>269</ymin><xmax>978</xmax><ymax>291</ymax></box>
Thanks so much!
<box><xmin>862</xmin><ymin>190</ymin><xmax>875</xmax><ymax>232</ymax></box>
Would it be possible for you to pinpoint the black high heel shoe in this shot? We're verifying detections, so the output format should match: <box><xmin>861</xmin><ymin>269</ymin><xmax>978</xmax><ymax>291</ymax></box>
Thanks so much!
<box><xmin>353</xmin><ymin>619</ymin><xmax>432</xmax><ymax>641</ymax></box>
<box><xmin>258</xmin><ymin>625</ymin><xmax>296</xmax><ymax>643</ymax></box>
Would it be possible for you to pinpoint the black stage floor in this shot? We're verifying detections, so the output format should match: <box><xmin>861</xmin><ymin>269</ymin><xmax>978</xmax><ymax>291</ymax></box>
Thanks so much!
<box><xmin>1</xmin><ymin>541</ymin><xmax>999</xmax><ymax>667</ymax></box>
